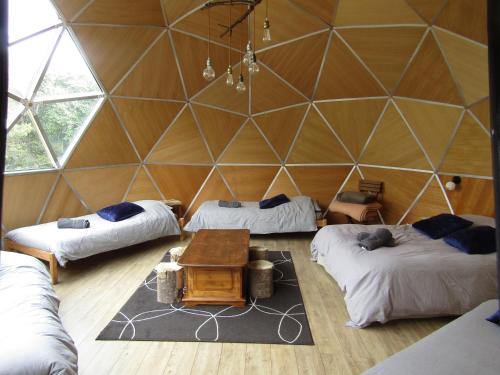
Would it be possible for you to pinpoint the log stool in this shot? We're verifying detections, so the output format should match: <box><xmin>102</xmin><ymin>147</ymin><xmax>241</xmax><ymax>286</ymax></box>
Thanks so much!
<box><xmin>155</xmin><ymin>262</ymin><xmax>183</xmax><ymax>304</ymax></box>
<box><xmin>248</xmin><ymin>260</ymin><xmax>274</xmax><ymax>299</ymax></box>
<box><xmin>249</xmin><ymin>246</ymin><xmax>269</xmax><ymax>261</ymax></box>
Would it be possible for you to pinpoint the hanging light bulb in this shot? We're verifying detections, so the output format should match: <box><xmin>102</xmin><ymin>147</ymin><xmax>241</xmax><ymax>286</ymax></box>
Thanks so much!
<box><xmin>243</xmin><ymin>41</ymin><xmax>253</xmax><ymax>66</ymax></box>
<box><xmin>236</xmin><ymin>73</ymin><xmax>246</xmax><ymax>92</ymax></box>
<box><xmin>248</xmin><ymin>53</ymin><xmax>259</xmax><ymax>74</ymax></box>
<box><xmin>263</xmin><ymin>18</ymin><xmax>271</xmax><ymax>42</ymax></box>
<box><xmin>226</xmin><ymin>65</ymin><xmax>234</xmax><ymax>86</ymax></box>
<box><xmin>203</xmin><ymin>57</ymin><xmax>215</xmax><ymax>81</ymax></box>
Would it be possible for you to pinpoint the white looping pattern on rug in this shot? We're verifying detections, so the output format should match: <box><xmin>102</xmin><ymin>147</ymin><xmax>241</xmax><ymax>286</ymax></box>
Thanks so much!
<box><xmin>109</xmin><ymin>251</ymin><xmax>308</xmax><ymax>344</ymax></box>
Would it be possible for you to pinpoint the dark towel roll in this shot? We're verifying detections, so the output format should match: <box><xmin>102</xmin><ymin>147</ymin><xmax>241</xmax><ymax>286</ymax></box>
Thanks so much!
<box><xmin>337</xmin><ymin>191</ymin><xmax>376</xmax><ymax>204</ymax></box>
<box><xmin>218</xmin><ymin>200</ymin><xmax>242</xmax><ymax>208</ymax></box>
<box><xmin>57</xmin><ymin>218</ymin><xmax>90</xmax><ymax>229</ymax></box>
<box><xmin>259</xmin><ymin>194</ymin><xmax>290</xmax><ymax>209</ymax></box>
<box><xmin>358</xmin><ymin>228</ymin><xmax>395</xmax><ymax>251</ymax></box>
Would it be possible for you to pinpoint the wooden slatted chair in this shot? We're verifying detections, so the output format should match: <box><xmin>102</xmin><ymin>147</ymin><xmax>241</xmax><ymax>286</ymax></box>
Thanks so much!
<box><xmin>329</xmin><ymin>180</ymin><xmax>383</xmax><ymax>224</ymax></box>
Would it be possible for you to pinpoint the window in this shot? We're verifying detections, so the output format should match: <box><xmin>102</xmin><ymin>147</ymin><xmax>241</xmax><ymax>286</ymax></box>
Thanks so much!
<box><xmin>6</xmin><ymin>0</ymin><xmax>104</xmax><ymax>173</ymax></box>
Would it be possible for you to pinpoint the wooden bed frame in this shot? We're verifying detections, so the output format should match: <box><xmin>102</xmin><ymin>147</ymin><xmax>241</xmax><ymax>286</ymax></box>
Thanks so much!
<box><xmin>4</xmin><ymin>218</ymin><xmax>186</xmax><ymax>285</ymax></box>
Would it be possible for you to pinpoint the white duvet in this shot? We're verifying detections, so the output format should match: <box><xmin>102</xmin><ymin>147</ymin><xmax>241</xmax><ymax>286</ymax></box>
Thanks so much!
<box><xmin>0</xmin><ymin>251</ymin><xmax>78</xmax><ymax>374</ymax></box>
<box><xmin>184</xmin><ymin>196</ymin><xmax>317</xmax><ymax>234</ymax></box>
<box><xmin>6</xmin><ymin>200</ymin><xmax>180</xmax><ymax>266</ymax></box>
<box><xmin>311</xmin><ymin>217</ymin><xmax>498</xmax><ymax>327</ymax></box>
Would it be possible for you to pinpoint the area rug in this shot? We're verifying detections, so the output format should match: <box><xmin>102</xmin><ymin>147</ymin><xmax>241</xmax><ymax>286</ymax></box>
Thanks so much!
<box><xmin>97</xmin><ymin>251</ymin><xmax>313</xmax><ymax>345</ymax></box>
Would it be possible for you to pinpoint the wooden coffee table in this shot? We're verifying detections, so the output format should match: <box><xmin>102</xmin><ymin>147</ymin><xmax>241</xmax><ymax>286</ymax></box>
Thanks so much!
<box><xmin>178</xmin><ymin>229</ymin><xmax>250</xmax><ymax>307</ymax></box>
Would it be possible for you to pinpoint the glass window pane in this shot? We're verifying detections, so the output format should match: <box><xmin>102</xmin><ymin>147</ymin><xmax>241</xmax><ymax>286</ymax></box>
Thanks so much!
<box><xmin>8</xmin><ymin>27</ymin><xmax>61</xmax><ymax>99</ymax></box>
<box><xmin>36</xmin><ymin>30</ymin><xmax>101</xmax><ymax>99</ymax></box>
<box><xmin>34</xmin><ymin>98</ymin><xmax>102</xmax><ymax>163</ymax></box>
<box><xmin>7</xmin><ymin>98</ymin><xmax>24</xmax><ymax>128</ymax></box>
<box><xmin>6</xmin><ymin>112</ymin><xmax>53</xmax><ymax>172</ymax></box>
<box><xmin>9</xmin><ymin>0</ymin><xmax>61</xmax><ymax>43</ymax></box>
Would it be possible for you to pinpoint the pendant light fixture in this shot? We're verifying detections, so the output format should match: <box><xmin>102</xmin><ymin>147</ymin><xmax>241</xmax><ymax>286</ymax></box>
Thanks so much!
<box><xmin>243</xmin><ymin>6</ymin><xmax>253</xmax><ymax>66</ymax></box>
<box><xmin>248</xmin><ymin>9</ymin><xmax>259</xmax><ymax>74</ymax></box>
<box><xmin>226</xmin><ymin>3</ymin><xmax>234</xmax><ymax>86</ymax></box>
<box><xmin>263</xmin><ymin>0</ymin><xmax>271</xmax><ymax>42</ymax></box>
<box><xmin>202</xmin><ymin>7</ymin><xmax>216</xmax><ymax>81</ymax></box>
<box><xmin>236</xmin><ymin>38</ymin><xmax>246</xmax><ymax>93</ymax></box>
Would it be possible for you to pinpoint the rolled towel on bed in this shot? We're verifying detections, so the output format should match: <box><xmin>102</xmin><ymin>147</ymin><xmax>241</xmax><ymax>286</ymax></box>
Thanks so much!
<box><xmin>57</xmin><ymin>218</ymin><xmax>90</xmax><ymax>229</ymax></box>
<box><xmin>357</xmin><ymin>228</ymin><xmax>395</xmax><ymax>250</ymax></box>
<box><xmin>218</xmin><ymin>200</ymin><xmax>242</xmax><ymax>208</ymax></box>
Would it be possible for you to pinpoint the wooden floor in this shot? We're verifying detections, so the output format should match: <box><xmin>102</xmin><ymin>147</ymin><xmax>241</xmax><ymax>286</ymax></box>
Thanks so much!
<box><xmin>54</xmin><ymin>233</ymin><xmax>452</xmax><ymax>375</ymax></box>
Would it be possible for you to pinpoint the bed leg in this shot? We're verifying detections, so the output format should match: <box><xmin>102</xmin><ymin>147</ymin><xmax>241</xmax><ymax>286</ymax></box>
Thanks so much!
<box><xmin>49</xmin><ymin>254</ymin><xmax>58</xmax><ymax>284</ymax></box>
<box><xmin>178</xmin><ymin>218</ymin><xmax>185</xmax><ymax>241</ymax></box>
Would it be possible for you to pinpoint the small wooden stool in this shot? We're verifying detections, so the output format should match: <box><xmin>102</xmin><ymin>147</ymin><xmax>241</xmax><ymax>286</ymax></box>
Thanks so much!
<box><xmin>248</xmin><ymin>260</ymin><xmax>274</xmax><ymax>299</ymax></box>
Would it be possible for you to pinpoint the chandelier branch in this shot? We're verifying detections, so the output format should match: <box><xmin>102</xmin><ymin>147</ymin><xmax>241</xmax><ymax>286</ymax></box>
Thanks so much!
<box><xmin>202</xmin><ymin>0</ymin><xmax>262</xmax><ymax>38</ymax></box>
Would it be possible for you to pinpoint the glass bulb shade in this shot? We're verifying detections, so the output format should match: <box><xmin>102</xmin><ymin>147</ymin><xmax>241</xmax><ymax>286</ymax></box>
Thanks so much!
<box><xmin>243</xmin><ymin>51</ymin><xmax>252</xmax><ymax>66</ymax></box>
<box><xmin>248</xmin><ymin>61</ymin><xmax>260</xmax><ymax>74</ymax></box>
<box><xmin>263</xmin><ymin>18</ymin><xmax>271</xmax><ymax>42</ymax></box>
<box><xmin>202</xmin><ymin>58</ymin><xmax>215</xmax><ymax>81</ymax></box>
<box><xmin>236</xmin><ymin>74</ymin><xmax>246</xmax><ymax>92</ymax></box>
<box><xmin>226</xmin><ymin>66</ymin><xmax>234</xmax><ymax>86</ymax></box>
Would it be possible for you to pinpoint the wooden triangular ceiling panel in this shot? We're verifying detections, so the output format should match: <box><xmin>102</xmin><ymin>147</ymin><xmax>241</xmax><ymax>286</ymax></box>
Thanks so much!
<box><xmin>360</xmin><ymin>103</ymin><xmax>430</xmax><ymax>170</ymax></box>
<box><xmin>264</xmin><ymin>168</ymin><xmax>300</xmax><ymax>199</ymax></box>
<box><xmin>470</xmin><ymin>98</ymin><xmax>490</xmax><ymax>129</ymax></box>
<box><xmin>395</xmin><ymin>98</ymin><xmax>462</xmax><ymax>169</ymax></box>
<box><xmin>439</xmin><ymin>175</ymin><xmax>494</xmax><ymax>217</ymax></box>
<box><xmin>405</xmin><ymin>0</ymin><xmax>447</xmax><ymax>24</ymax></box>
<box><xmin>339</xmin><ymin>27</ymin><xmax>425</xmax><ymax>93</ymax></box>
<box><xmin>316</xmin><ymin>99</ymin><xmax>386</xmax><ymax>160</ymax></box>
<box><xmin>192</xmin><ymin>104</ymin><xmax>246</xmax><ymax>160</ymax></box>
<box><xmin>401</xmin><ymin>177</ymin><xmax>450</xmax><ymax>224</ymax></box>
<box><xmin>250</xmin><ymin>65</ymin><xmax>306</xmax><ymax>114</ymax></box>
<box><xmin>162</xmin><ymin>0</ymin><xmax>204</xmax><ymax>25</ymax></box>
<box><xmin>287</xmin><ymin>107</ymin><xmax>352</xmax><ymax>164</ymax></box>
<box><xmin>75</xmin><ymin>0</ymin><xmax>165</xmax><ymax>26</ymax></box>
<box><xmin>126</xmin><ymin>167</ymin><xmax>162</xmax><ymax>201</ymax></box>
<box><xmin>72</xmin><ymin>25</ymin><xmax>161</xmax><ymax>91</ymax></box>
<box><xmin>41</xmin><ymin>177</ymin><xmax>88</xmax><ymax>223</ymax></box>
<box><xmin>434</xmin><ymin>0</ymin><xmax>487</xmax><ymax>45</ymax></box>
<box><xmin>113</xmin><ymin>99</ymin><xmax>184</xmax><ymax>160</ymax></box>
<box><xmin>113</xmin><ymin>33</ymin><xmax>184</xmax><ymax>99</ymax></box>
<box><xmin>253</xmin><ymin>0</ymin><xmax>328</xmax><ymax>50</ymax></box>
<box><xmin>290</xmin><ymin>0</ymin><xmax>338</xmax><ymax>25</ymax></box>
<box><xmin>147</xmin><ymin>106</ymin><xmax>211</xmax><ymax>163</ymax></box>
<box><xmin>53</xmin><ymin>0</ymin><xmax>88</xmax><ymax>21</ymax></box>
<box><xmin>147</xmin><ymin>165</ymin><xmax>211</xmax><ymax>209</ymax></box>
<box><xmin>440</xmin><ymin>113</ymin><xmax>492</xmax><ymax>176</ymax></box>
<box><xmin>171</xmin><ymin>31</ymin><xmax>239</xmax><ymax>98</ymax></box>
<box><xmin>287</xmin><ymin>166</ymin><xmax>351</xmax><ymax>210</ymax></box>
<box><xmin>219</xmin><ymin>166</ymin><xmax>280</xmax><ymax>201</ymax></box>
<box><xmin>66</xmin><ymin>101</ymin><xmax>138</xmax><ymax>168</ymax></box>
<box><xmin>434</xmin><ymin>28</ymin><xmax>489</xmax><ymax>106</ymax></box>
<box><xmin>315</xmin><ymin>34</ymin><xmax>385</xmax><ymax>100</ymax></box>
<box><xmin>334</xmin><ymin>0</ymin><xmax>424</xmax><ymax>26</ymax></box>
<box><xmin>3</xmin><ymin>172</ymin><xmax>58</xmax><ymax>229</ymax></box>
<box><xmin>396</xmin><ymin>33</ymin><xmax>463</xmax><ymax>105</ymax></box>
<box><xmin>64</xmin><ymin>166</ymin><xmax>137</xmax><ymax>211</ymax></box>
<box><xmin>219</xmin><ymin>121</ymin><xmax>279</xmax><ymax>164</ymax></box>
<box><xmin>187</xmin><ymin>169</ymin><xmax>233</xmax><ymax>218</ymax></box>
<box><xmin>360</xmin><ymin>167</ymin><xmax>429</xmax><ymax>224</ymax></box>
<box><xmin>258</xmin><ymin>32</ymin><xmax>329</xmax><ymax>98</ymax></box>
<box><xmin>253</xmin><ymin>104</ymin><xmax>307</xmax><ymax>161</ymax></box>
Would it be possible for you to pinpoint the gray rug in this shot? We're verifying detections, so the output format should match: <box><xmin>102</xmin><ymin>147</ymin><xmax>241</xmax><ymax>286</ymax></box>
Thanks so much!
<box><xmin>97</xmin><ymin>251</ymin><xmax>314</xmax><ymax>345</ymax></box>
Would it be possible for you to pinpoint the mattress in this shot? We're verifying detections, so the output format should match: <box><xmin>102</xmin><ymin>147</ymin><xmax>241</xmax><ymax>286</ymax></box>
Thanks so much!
<box><xmin>5</xmin><ymin>200</ymin><xmax>180</xmax><ymax>266</ymax></box>
<box><xmin>310</xmin><ymin>216</ymin><xmax>498</xmax><ymax>327</ymax></box>
<box><xmin>184</xmin><ymin>196</ymin><xmax>317</xmax><ymax>234</ymax></box>
<box><xmin>363</xmin><ymin>300</ymin><xmax>500</xmax><ymax>375</ymax></box>
<box><xmin>0</xmin><ymin>251</ymin><xmax>78</xmax><ymax>375</ymax></box>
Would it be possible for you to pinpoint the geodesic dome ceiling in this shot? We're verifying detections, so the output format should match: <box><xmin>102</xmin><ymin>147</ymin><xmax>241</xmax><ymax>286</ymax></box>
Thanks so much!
<box><xmin>3</xmin><ymin>0</ymin><xmax>494</xmax><ymax>232</ymax></box>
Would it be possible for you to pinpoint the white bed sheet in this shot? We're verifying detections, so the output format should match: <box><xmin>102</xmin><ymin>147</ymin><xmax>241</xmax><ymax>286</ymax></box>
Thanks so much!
<box><xmin>184</xmin><ymin>196</ymin><xmax>317</xmax><ymax>234</ymax></box>
<box><xmin>0</xmin><ymin>251</ymin><xmax>78</xmax><ymax>375</ymax></box>
<box><xmin>310</xmin><ymin>219</ymin><xmax>498</xmax><ymax>327</ymax></box>
<box><xmin>6</xmin><ymin>200</ymin><xmax>180</xmax><ymax>266</ymax></box>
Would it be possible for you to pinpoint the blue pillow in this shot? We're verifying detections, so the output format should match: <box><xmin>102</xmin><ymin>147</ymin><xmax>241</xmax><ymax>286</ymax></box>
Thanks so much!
<box><xmin>486</xmin><ymin>309</ymin><xmax>500</xmax><ymax>325</ymax></box>
<box><xmin>259</xmin><ymin>194</ymin><xmax>290</xmax><ymax>209</ymax></box>
<box><xmin>97</xmin><ymin>202</ymin><xmax>145</xmax><ymax>222</ymax></box>
<box><xmin>444</xmin><ymin>225</ymin><xmax>496</xmax><ymax>254</ymax></box>
<box><xmin>412</xmin><ymin>213</ymin><xmax>473</xmax><ymax>239</ymax></box>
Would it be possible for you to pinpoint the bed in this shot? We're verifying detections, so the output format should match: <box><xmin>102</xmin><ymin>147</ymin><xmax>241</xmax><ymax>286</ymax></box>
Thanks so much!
<box><xmin>0</xmin><ymin>251</ymin><xmax>78</xmax><ymax>374</ymax></box>
<box><xmin>363</xmin><ymin>299</ymin><xmax>500</xmax><ymax>374</ymax></box>
<box><xmin>184</xmin><ymin>195</ymin><xmax>317</xmax><ymax>234</ymax></box>
<box><xmin>310</xmin><ymin>215</ymin><xmax>498</xmax><ymax>328</ymax></box>
<box><xmin>5</xmin><ymin>200</ymin><xmax>181</xmax><ymax>283</ymax></box>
